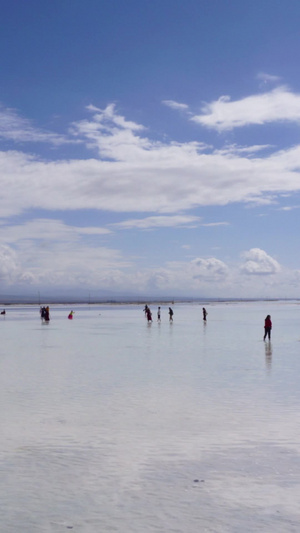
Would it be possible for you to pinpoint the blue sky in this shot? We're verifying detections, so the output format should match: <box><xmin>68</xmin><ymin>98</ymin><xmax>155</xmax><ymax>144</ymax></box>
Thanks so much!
<box><xmin>1</xmin><ymin>0</ymin><xmax>300</xmax><ymax>298</ymax></box>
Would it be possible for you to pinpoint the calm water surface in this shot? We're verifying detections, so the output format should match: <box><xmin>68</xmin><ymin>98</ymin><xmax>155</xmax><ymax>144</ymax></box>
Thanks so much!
<box><xmin>1</xmin><ymin>302</ymin><xmax>300</xmax><ymax>532</ymax></box>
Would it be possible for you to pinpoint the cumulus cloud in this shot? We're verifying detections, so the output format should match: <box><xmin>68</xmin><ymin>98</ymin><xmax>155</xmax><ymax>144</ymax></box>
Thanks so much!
<box><xmin>0</xmin><ymin>219</ymin><xmax>121</xmax><ymax>287</ymax></box>
<box><xmin>0</xmin><ymin>245</ymin><xmax>18</xmax><ymax>282</ymax></box>
<box><xmin>190</xmin><ymin>257</ymin><xmax>229</xmax><ymax>280</ymax></box>
<box><xmin>240</xmin><ymin>248</ymin><xmax>281</xmax><ymax>275</ymax></box>
<box><xmin>0</xmin><ymin>229</ymin><xmax>296</xmax><ymax>297</ymax></box>
<box><xmin>191</xmin><ymin>87</ymin><xmax>300</xmax><ymax>131</ymax></box>
<box><xmin>7</xmin><ymin>243</ymin><xmax>128</xmax><ymax>288</ymax></box>
<box><xmin>165</xmin><ymin>257</ymin><xmax>229</xmax><ymax>286</ymax></box>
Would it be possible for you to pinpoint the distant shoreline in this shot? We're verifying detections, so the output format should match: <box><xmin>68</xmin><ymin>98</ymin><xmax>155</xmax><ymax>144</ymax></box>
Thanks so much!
<box><xmin>1</xmin><ymin>298</ymin><xmax>300</xmax><ymax>306</ymax></box>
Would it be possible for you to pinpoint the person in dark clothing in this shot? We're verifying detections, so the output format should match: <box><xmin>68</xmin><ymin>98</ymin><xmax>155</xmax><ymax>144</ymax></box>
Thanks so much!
<box><xmin>146</xmin><ymin>307</ymin><xmax>152</xmax><ymax>322</ymax></box>
<box><xmin>263</xmin><ymin>315</ymin><xmax>272</xmax><ymax>340</ymax></box>
<box><xmin>202</xmin><ymin>307</ymin><xmax>207</xmax><ymax>321</ymax></box>
<box><xmin>44</xmin><ymin>306</ymin><xmax>50</xmax><ymax>322</ymax></box>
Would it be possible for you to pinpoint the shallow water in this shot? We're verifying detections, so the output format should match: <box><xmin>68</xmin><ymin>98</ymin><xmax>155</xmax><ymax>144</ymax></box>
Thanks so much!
<box><xmin>1</xmin><ymin>302</ymin><xmax>300</xmax><ymax>532</ymax></box>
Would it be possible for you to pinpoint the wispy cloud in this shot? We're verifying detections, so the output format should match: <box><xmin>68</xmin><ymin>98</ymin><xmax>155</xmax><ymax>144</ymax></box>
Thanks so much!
<box><xmin>162</xmin><ymin>100</ymin><xmax>189</xmax><ymax>111</ymax></box>
<box><xmin>202</xmin><ymin>222</ymin><xmax>229</xmax><ymax>227</ymax></box>
<box><xmin>278</xmin><ymin>205</ymin><xmax>300</xmax><ymax>211</ymax></box>
<box><xmin>111</xmin><ymin>215</ymin><xmax>201</xmax><ymax>230</ymax></box>
<box><xmin>256</xmin><ymin>72</ymin><xmax>281</xmax><ymax>84</ymax></box>
<box><xmin>85</xmin><ymin>103</ymin><xmax>145</xmax><ymax>131</ymax></box>
<box><xmin>191</xmin><ymin>87</ymin><xmax>300</xmax><ymax>131</ymax></box>
<box><xmin>0</xmin><ymin>219</ymin><xmax>111</xmax><ymax>244</ymax></box>
<box><xmin>0</xmin><ymin>105</ymin><xmax>78</xmax><ymax>145</ymax></box>
<box><xmin>217</xmin><ymin>144</ymin><xmax>272</xmax><ymax>155</ymax></box>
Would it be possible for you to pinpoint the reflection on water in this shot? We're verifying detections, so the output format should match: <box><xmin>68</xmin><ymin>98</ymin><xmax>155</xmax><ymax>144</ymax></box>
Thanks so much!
<box><xmin>265</xmin><ymin>340</ymin><xmax>273</xmax><ymax>371</ymax></box>
<box><xmin>1</xmin><ymin>302</ymin><xmax>300</xmax><ymax>532</ymax></box>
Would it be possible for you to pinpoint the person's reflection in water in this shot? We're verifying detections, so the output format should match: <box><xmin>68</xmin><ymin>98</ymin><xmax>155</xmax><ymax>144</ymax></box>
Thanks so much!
<box><xmin>265</xmin><ymin>341</ymin><xmax>272</xmax><ymax>372</ymax></box>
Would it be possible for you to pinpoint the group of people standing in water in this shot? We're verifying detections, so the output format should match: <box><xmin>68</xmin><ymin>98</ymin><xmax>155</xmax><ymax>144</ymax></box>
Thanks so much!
<box><xmin>143</xmin><ymin>304</ymin><xmax>174</xmax><ymax>323</ymax></box>
<box><xmin>40</xmin><ymin>306</ymin><xmax>50</xmax><ymax>322</ymax></box>
<box><xmin>143</xmin><ymin>305</ymin><xmax>273</xmax><ymax>340</ymax></box>
<box><xmin>144</xmin><ymin>305</ymin><xmax>208</xmax><ymax>324</ymax></box>
<box><xmin>39</xmin><ymin>306</ymin><xmax>74</xmax><ymax>322</ymax></box>
<box><xmin>37</xmin><ymin>304</ymin><xmax>271</xmax><ymax>341</ymax></box>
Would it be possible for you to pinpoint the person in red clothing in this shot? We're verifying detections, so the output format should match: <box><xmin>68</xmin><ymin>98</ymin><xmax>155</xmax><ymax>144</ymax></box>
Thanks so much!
<box><xmin>263</xmin><ymin>315</ymin><xmax>272</xmax><ymax>340</ymax></box>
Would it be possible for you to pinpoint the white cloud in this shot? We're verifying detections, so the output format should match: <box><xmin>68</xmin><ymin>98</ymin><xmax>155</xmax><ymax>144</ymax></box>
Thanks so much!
<box><xmin>0</xmin><ymin>245</ymin><xmax>18</xmax><ymax>282</ymax></box>
<box><xmin>162</xmin><ymin>100</ymin><xmax>189</xmax><ymax>111</ymax></box>
<box><xmin>256</xmin><ymin>72</ymin><xmax>281</xmax><ymax>84</ymax></box>
<box><xmin>0</xmin><ymin>219</ymin><xmax>120</xmax><ymax>288</ymax></box>
<box><xmin>0</xmin><ymin>229</ymin><xmax>297</xmax><ymax>298</ymax></box>
<box><xmin>111</xmin><ymin>215</ymin><xmax>201</xmax><ymax>230</ymax></box>
<box><xmin>240</xmin><ymin>248</ymin><xmax>281</xmax><ymax>275</ymax></box>
<box><xmin>190</xmin><ymin>257</ymin><xmax>229</xmax><ymax>280</ymax></box>
<box><xmin>0</xmin><ymin>219</ymin><xmax>110</xmax><ymax>244</ymax></box>
<box><xmin>0</xmin><ymin>105</ymin><xmax>77</xmax><ymax>145</ymax></box>
<box><xmin>3</xmin><ymin>103</ymin><xmax>300</xmax><ymax>218</ymax></box>
<box><xmin>7</xmin><ymin>243</ymin><xmax>128</xmax><ymax>288</ymax></box>
<box><xmin>191</xmin><ymin>87</ymin><xmax>300</xmax><ymax>131</ymax></box>
<box><xmin>2</xmin><ymin>103</ymin><xmax>300</xmax><ymax>297</ymax></box>
<box><xmin>112</xmin><ymin>216</ymin><xmax>229</xmax><ymax>230</ymax></box>
<box><xmin>278</xmin><ymin>205</ymin><xmax>300</xmax><ymax>211</ymax></box>
<box><xmin>85</xmin><ymin>103</ymin><xmax>145</xmax><ymax>132</ymax></box>
<box><xmin>164</xmin><ymin>257</ymin><xmax>229</xmax><ymax>286</ymax></box>
<box><xmin>217</xmin><ymin>144</ymin><xmax>272</xmax><ymax>155</ymax></box>
<box><xmin>202</xmin><ymin>222</ymin><xmax>229</xmax><ymax>227</ymax></box>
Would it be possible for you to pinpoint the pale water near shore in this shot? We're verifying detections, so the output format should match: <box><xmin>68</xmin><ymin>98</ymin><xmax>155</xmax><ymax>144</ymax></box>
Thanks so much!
<box><xmin>1</xmin><ymin>301</ymin><xmax>300</xmax><ymax>532</ymax></box>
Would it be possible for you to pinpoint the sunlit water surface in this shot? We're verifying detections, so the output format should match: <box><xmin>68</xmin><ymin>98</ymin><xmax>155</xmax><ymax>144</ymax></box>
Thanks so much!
<box><xmin>1</xmin><ymin>302</ymin><xmax>300</xmax><ymax>532</ymax></box>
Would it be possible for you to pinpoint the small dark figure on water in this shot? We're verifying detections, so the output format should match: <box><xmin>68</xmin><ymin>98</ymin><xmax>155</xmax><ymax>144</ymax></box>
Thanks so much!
<box><xmin>40</xmin><ymin>306</ymin><xmax>50</xmax><ymax>322</ymax></box>
<box><xmin>202</xmin><ymin>307</ymin><xmax>207</xmax><ymax>321</ymax></box>
<box><xmin>263</xmin><ymin>315</ymin><xmax>272</xmax><ymax>340</ymax></box>
<box><xmin>169</xmin><ymin>307</ymin><xmax>174</xmax><ymax>322</ymax></box>
<box><xmin>157</xmin><ymin>306</ymin><xmax>161</xmax><ymax>322</ymax></box>
<box><xmin>146</xmin><ymin>307</ymin><xmax>152</xmax><ymax>322</ymax></box>
<box><xmin>1</xmin><ymin>310</ymin><xmax>6</xmax><ymax>315</ymax></box>
<box><xmin>143</xmin><ymin>305</ymin><xmax>149</xmax><ymax>316</ymax></box>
